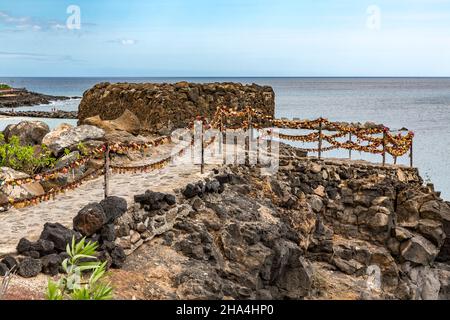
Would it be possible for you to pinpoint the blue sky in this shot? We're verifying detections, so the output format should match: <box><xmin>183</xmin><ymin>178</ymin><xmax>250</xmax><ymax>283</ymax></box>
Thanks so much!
<box><xmin>1</xmin><ymin>0</ymin><xmax>450</xmax><ymax>76</ymax></box>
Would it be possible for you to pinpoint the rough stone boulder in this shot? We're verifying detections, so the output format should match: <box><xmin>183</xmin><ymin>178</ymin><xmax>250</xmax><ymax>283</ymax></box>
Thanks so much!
<box><xmin>400</xmin><ymin>235</ymin><xmax>439</xmax><ymax>265</ymax></box>
<box><xmin>100</xmin><ymin>196</ymin><xmax>127</xmax><ymax>224</ymax></box>
<box><xmin>134</xmin><ymin>190</ymin><xmax>176</xmax><ymax>210</ymax></box>
<box><xmin>18</xmin><ymin>257</ymin><xmax>42</xmax><ymax>278</ymax></box>
<box><xmin>0</xmin><ymin>167</ymin><xmax>45</xmax><ymax>209</ymax></box>
<box><xmin>39</xmin><ymin>222</ymin><xmax>81</xmax><ymax>251</ymax></box>
<box><xmin>81</xmin><ymin>109</ymin><xmax>141</xmax><ymax>135</ymax></box>
<box><xmin>1</xmin><ymin>255</ymin><xmax>18</xmax><ymax>270</ymax></box>
<box><xmin>0</xmin><ymin>263</ymin><xmax>9</xmax><ymax>276</ymax></box>
<box><xmin>78</xmin><ymin>82</ymin><xmax>275</xmax><ymax>133</ymax></box>
<box><xmin>73</xmin><ymin>203</ymin><xmax>107</xmax><ymax>236</ymax></box>
<box><xmin>41</xmin><ymin>123</ymin><xmax>72</xmax><ymax>146</ymax></box>
<box><xmin>3</xmin><ymin>120</ymin><xmax>50</xmax><ymax>146</ymax></box>
<box><xmin>41</xmin><ymin>253</ymin><xmax>62</xmax><ymax>276</ymax></box>
<box><xmin>16</xmin><ymin>238</ymin><xmax>55</xmax><ymax>257</ymax></box>
<box><xmin>42</xmin><ymin>124</ymin><xmax>105</xmax><ymax>156</ymax></box>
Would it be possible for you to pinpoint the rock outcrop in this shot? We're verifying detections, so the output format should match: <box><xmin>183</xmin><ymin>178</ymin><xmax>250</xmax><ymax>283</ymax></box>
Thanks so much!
<box><xmin>41</xmin><ymin>124</ymin><xmax>105</xmax><ymax>156</ymax></box>
<box><xmin>110</xmin><ymin>147</ymin><xmax>450</xmax><ymax>300</ymax></box>
<box><xmin>82</xmin><ymin>109</ymin><xmax>141</xmax><ymax>135</ymax></box>
<box><xmin>0</xmin><ymin>88</ymin><xmax>71</xmax><ymax>109</ymax></box>
<box><xmin>78</xmin><ymin>82</ymin><xmax>275</xmax><ymax>134</ymax></box>
<box><xmin>3</xmin><ymin>121</ymin><xmax>50</xmax><ymax>146</ymax></box>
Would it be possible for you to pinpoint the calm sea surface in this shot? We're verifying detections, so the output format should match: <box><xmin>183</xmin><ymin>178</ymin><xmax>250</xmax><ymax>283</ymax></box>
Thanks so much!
<box><xmin>1</xmin><ymin>77</ymin><xmax>449</xmax><ymax>199</ymax></box>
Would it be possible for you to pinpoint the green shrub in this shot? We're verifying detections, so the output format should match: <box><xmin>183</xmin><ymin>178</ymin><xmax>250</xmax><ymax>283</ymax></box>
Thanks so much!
<box><xmin>0</xmin><ymin>84</ymin><xmax>11</xmax><ymax>90</ymax></box>
<box><xmin>76</xmin><ymin>141</ymin><xmax>88</xmax><ymax>156</ymax></box>
<box><xmin>0</xmin><ymin>133</ymin><xmax>56</xmax><ymax>174</ymax></box>
<box><xmin>46</xmin><ymin>237</ymin><xmax>113</xmax><ymax>300</ymax></box>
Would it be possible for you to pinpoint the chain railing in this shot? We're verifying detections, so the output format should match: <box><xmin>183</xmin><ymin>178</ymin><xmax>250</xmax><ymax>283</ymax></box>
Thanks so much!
<box><xmin>212</xmin><ymin>106</ymin><xmax>414</xmax><ymax>167</ymax></box>
<box><xmin>1</xmin><ymin>106</ymin><xmax>414</xmax><ymax>209</ymax></box>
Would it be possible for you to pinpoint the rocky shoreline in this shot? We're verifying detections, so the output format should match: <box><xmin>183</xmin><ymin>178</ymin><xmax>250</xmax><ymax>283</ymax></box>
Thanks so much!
<box><xmin>0</xmin><ymin>88</ymin><xmax>75</xmax><ymax>109</ymax></box>
<box><xmin>0</xmin><ymin>110</ymin><xmax>78</xmax><ymax>119</ymax></box>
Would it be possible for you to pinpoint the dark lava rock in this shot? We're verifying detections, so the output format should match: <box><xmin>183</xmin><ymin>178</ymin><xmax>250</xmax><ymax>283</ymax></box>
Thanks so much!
<box><xmin>100</xmin><ymin>196</ymin><xmax>127</xmax><ymax>223</ymax></box>
<box><xmin>205</xmin><ymin>179</ymin><xmax>221</xmax><ymax>193</ymax></box>
<box><xmin>23</xmin><ymin>250</ymin><xmax>40</xmax><ymax>259</ymax></box>
<box><xmin>101</xmin><ymin>224</ymin><xmax>116</xmax><ymax>242</ymax></box>
<box><xmin>33</xmin><ymin>239</ymin><xmax>55</xmax><ymax>256</ymax></box>
<box><xmin>134</xmin><ymin>191</ymin><xmax>170</xmax><ymax>210</ymax></box>
<box><xmin>16</xmin><ymin>238</ymin><xmax>54</xmax><ymax>256</ymax></box>
<box><xmin>110</xmin><ymin>245</ymin><xmax>126</xmax><ymax>268</ymax></box>
<box><xmin>1</xmin><ymin>255</ymin><xmax>18</xmax><ymax>270</ymax></box>
<box><xmin>97</xmin><ymin>250</ymin><xmax>112</xmax><ymax>269</ymax></box>
<box><xmin>73</xmin><ymin>203</ymin><xmax>107</xmax><ymax>236</ymax></box>
<box><xmin>215</xmin><ymin>174</ymin><xmax>231</xmax><ymax>185</ymax></box>
<box><xmin>41</xmin><ymin>254</ymin><xmax>62</xmax><ymax>276</ymax></box>
<box><xmin>39</xmin><ymin>222</ymin><xmax>81</xmax><ymax>251</ymax></box>
<box><xmin>183</xmin><ymin>183</ymin><xmax>203</xmax><ymax>199</ymax></box>
<box><xmin>18</xmin><ymin>257</ymin><xmax>42</xmax><ymax>278</ymax></box>
<box><xmin>17</xmin><ymin>238</ymin><xmax>33</xmax><ymax>254</ymax></box>
<box><xmin>59</xmin><ymin>252</ymin><xmax>70</xmax><ymax>261</ymax></box>
<box><xmin>87</xmin><ymin>233</ymin><xmax>101</xmax><ymax>244</ymax></box>
<box><xmin>164</xmin><ymin>194</ymin><xmax>177</xmax><ymax>206</ymax></box>
<box><xmin>0</xmin><ymin>263</ymin><xmax>9</xmax><ymax>276</ymax></box>
<box><xmin>100</xmin><ymin>240</ymin><xmax>116</xmax><ymax>253</ymax></box>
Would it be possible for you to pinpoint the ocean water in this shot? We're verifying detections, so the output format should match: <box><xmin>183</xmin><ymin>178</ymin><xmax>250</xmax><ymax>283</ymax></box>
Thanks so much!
<box><xmin>1</xmin><ymin>77</ymin><xmax>449</xmax><ymax>199</ymax></box>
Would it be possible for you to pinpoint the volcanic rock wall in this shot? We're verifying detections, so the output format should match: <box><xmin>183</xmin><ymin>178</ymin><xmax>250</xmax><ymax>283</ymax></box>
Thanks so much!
<box><xmin>78</xmin><ymin>82</ymin><xmax>275</xmax><ymax>134</ymax></box>
<box><xmin>111</xmin><ymin>151</ymin><xmax>450</xmax><ymax>299</ymax></box>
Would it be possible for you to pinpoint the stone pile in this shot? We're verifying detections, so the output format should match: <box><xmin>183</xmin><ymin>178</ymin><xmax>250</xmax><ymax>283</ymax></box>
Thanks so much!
<box><xmin>78</xmin><ymin>82</ymin><xmax>275</xmax><ymax>134</ymax></box>
<box><xmin>1</xmin><ymin>196</ymin><xmax>128</xmax><ymax>278</ymax></box>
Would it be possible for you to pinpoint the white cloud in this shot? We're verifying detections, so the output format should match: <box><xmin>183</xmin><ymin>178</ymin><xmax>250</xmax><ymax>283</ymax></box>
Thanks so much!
<box><xmin>107</xmin><ymin>39</ymin><xmax>138</xmax><ymax>46</ymax></box>
<box><xmin>121</xmin><ymin>39</ymin><xmax>137</xmax><ymax>45</ymax></box>
<box><xmin>0</xmin><ymin>10</ymin><xmax>95</xmax><ymax>32</ymax></box>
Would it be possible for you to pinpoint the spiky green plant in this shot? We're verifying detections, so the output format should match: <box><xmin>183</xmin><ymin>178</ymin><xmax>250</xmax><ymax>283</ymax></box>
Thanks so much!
<box><xmin>46</xmin><ymin>237</ymin><xmax>113</xmax><ymax>300</ymax></box>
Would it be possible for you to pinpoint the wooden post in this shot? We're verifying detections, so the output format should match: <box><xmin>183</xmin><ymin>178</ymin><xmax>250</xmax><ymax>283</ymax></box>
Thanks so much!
<box><xmin>318</xmin><ymin>120</ymin><xmax>323</xmax><ymax>159</ymax></box>
<box><xmin>248</xmin><ymin>111</ymin><xmax>253</xmax><ymax>143</ymax></box>
<box><xmin>223</xmin><ymin>118</ymin><xmax>227</xmax><ymax>165</ymax></box>
<box><xmin>382</xmin><ymin>131</ymin><xmax>387</xmax><ymax>166</ymax></box>
<box><xmin>104</xmin><ymin>143</ymin><xmax>110</xmax><ymax>199</ymax></box>
<box><xmin>247</xmin><ymin>111</ymin><xmax>252</xmax><ymax>165</ymax></box>
<box><xmin>219</xmin><ymin>114</ymin><xmax>223</xmax><ymax>155</ymax></box>
<box><xmin>201</xmin><ymin>121</ymin><xmax>205</xmax><ymax>174</ymax></box>
<box><xmin>348</xmin><ymin>132</ymin><xmax>352</xmax><ymax>160</ymax></box>
<box><xmin>409</xmin><ymin>139</ymin><xmax>413</xmax><ymax>168</ymax></box>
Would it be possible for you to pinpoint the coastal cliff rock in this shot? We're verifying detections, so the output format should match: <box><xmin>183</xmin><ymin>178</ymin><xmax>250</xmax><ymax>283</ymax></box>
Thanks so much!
<box><xmin>78</xmin><ymin>82</ymin><xmax>275</xmax><ymax>134</ymax></box>
<box><xmin>0</xmin><ymin>88</ymin><xmax>70</xmax><ymax>109</ymax></box>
